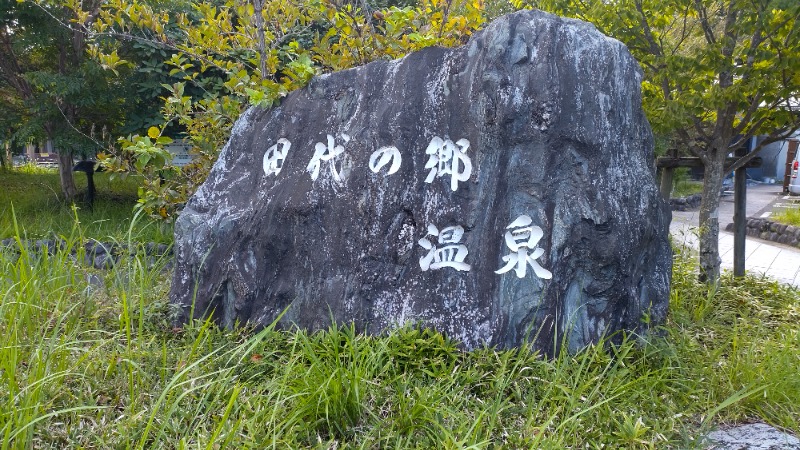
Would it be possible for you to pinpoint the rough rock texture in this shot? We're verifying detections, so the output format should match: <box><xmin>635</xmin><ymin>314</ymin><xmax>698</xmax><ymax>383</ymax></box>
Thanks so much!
<box><xmin>170</xmin><ymin>10</ymin><xmax>671</xmax><ymax>352</ymax></box>
<box><xmin>727</xmin><ymin>218</ymin><xmax>800</xmax><ymax>248</ymax></box>
<box><xmin>0</xmin><ymin>238</ymin><xmax>172</xmax><ymax>269</ymax></box>
<box><xmin>671</xmin><ymin>194</ymin><xmax>702</xmax><ymax>211</ymax></box>
<box><xmin>706</xmin><ymin>423</ymin><xmax>800</xmax><ymax>449</ymax></box>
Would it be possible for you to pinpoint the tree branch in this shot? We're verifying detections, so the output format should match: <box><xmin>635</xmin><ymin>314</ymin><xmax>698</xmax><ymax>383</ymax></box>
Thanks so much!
<box><xmin>731</xmin><ymin>92</ymin><xmax>764</xmax><ymax>137</ymax></box>
<box><xmin>253</xmin><ymin>0</ymin><xmax>267</xmax><ymax>77</ymax></box>
<box><xmin>727</xmin><ymin>125</ymin><xmax>800</xmax><ymax>172</ymax></box>
<box><xmin>693</xmin><ymin>0</ymin><xmax>717</xmax><ymax>45</ymax></box>
<box><xmin>634</xmin><ymin>0</ymin><xmax>664</xmax><ymax>58</ymax></box>
<box><xmin>0</xmin><ymin>31</ymin><xmax>34</xmax><ymax>100</ymax></box>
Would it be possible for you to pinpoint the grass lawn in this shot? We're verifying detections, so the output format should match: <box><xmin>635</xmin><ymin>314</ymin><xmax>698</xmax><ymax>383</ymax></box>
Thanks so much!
<box><xmin>0</xmin><ymin>171</ymin><xmax>798</xmax><ymax>448</ymax></box>
<box><xmin>0</xmin><ymin>166</ymin><xmax>172</xmax><ymax>243</ymax></box>
<box><xmin>671</xmin><ymin>179</ymin><xmax>704</xmax><ymax>198</ymax></box>
<box><xmin>773</xmin><ymin>205</ymin><xmax>800</xmax><ymax>227</ymax></box>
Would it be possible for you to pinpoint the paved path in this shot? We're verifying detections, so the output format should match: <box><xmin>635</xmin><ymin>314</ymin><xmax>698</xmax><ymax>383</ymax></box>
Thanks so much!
<box><xmin>670</xmin><ymin>184</ymin><xmax>800</xmax><ymax>287</ymax></box>
<box><xmin>670</xmin><ymin>220</ymin><xmax>800</xmax><ymax>286</ymax></box>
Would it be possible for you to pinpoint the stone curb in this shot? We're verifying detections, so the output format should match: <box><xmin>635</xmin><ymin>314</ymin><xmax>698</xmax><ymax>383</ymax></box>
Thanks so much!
<box><xmin>670</xmin><ymin>194</ymin><xmax>702</xmax><ymax>211</ymax></box>
<box><xmin>0</xmin><ymin>238</ymin><xmax>173</xmax><ymax>270</ymax></box>
<box><xmin>724</xmin><ymin>218</ymin><xmax>800</xmax><ymax>248</ymax></box>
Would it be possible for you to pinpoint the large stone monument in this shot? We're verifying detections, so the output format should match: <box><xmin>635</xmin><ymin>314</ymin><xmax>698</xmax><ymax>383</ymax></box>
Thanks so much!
<box><xmin>170</xmin><ymin>10</ymin><xmax>671</xmax><ymax>352</ymax></box>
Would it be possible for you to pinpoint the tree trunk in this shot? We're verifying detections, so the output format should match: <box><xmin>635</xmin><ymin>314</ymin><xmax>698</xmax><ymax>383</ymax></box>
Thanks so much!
<box><xmin>253</xmin><ymin>0</ymin><xmax>267</xmax><ymax>77</ymax></box>
<box><xmin>698</xmin><ymin>155</ymin><xmax>726</xmax><ymax>284</ymax></box>
<box><xmin>4</xmin><ymin>142</ymin><xmax>10</xmax><ymax>168</ymax></box>
<box><xmin>58</xmin><ymin>150</ymin><xmax>77</xmax><ymax>202</ymax></box>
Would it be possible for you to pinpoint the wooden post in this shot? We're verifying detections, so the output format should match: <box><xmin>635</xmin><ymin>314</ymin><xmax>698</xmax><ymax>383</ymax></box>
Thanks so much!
<box><xmin>659</xmin><ymin>148</ymin><xmax>677</xmax><ymax>201</ymax></box>
<box><xmin>733</xmin><ymin>145</ymin><xmax>747</xmax><ymax>277</ymax></box>
<box><xmin>659</xmin><ymin>167</ymin><xmax>674</xmax><ymax>201</ymax></box>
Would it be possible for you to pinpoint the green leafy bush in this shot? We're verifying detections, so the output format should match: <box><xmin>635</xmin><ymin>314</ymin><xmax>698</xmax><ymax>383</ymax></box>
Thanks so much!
<box><xmin>90</xmin><ymin>0</ymin><xmax>490</xmax><ymax>221</ymax></box>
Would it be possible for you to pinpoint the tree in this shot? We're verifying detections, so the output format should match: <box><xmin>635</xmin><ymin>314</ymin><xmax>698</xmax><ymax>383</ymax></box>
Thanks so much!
<box><xmin>525</xmin><ymin>0</ymin><xmax>800</xmax><ymax>283</ymax></box>
<box><xmin>0</xmin><ymin>0</ymin><xmax>125</xmax><ymax>201</ymax></box>
<box><xmin>0</xmin><ymin>76</ymin><xmax>23</xmax><ymax>169</ymax></box>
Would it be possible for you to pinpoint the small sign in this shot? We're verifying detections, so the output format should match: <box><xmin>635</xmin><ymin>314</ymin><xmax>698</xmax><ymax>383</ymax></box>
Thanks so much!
<box><xmin>166</xmin><ymin>141</ymin><xmax>193</xmax><ymax>167</ymax></box>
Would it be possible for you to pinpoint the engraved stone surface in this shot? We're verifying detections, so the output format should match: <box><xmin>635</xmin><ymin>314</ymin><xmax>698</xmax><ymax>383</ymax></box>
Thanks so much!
<box><xmin>170</xmin><ymin>10</ymin><xmax>671</xmax><ymax>352</ymax></box>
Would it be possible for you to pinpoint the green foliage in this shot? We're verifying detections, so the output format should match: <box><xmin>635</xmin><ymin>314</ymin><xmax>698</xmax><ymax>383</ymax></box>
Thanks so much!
<box><xmin>521</xmin><ymin>0</ymin><xmax>800</xmax><ymax>282</ymax></box>
<box><xmin>772</xmin><ymin>205</ymin><xmax>800</xmax><ymax>227</ymax></box>
<box><xmin>520</xmin><ymin>0</ymin><xmax>800</xmax><ymax>143</ymax></box>
<box><xmin>0</xmin><ymin>0</ymin><xmax>128</xmax><ymax>158</ymax></box>
<box><xmin>83</xmin><ymin>0</ymin><xmax>490</xmax><ymax>221</ymax></box>
<box><xmin>670</xmin><ymin>248</ymin><xmax>800</xmax><ymax>429</ymax></box>
<box><xmin>671</xmin><ymin>180</ymin><xmax>704</xmax><ymax>198</ymax></box>
<box><xmin>1</xmin><ymin>216</ymin><xmax>799</xmax><ymax>448</ymax></box>
<box><xmin>1</xmin><ymin>0</ymin><xmax>181</xmax><ymax>202</ymax></box>
<box><xmin>671</xmin><ymin>168</ymin><xmax>704</xmax><ymax>198</ymax></box>
<box><xmin>0</xmin><ymin>169</ymin><xmax>173</xmax><ymax>242</ymax></box>
<box><xmin>100</xmin><ymin>129</ymin><xmax>185</xmax><ymax>221</ymax></box>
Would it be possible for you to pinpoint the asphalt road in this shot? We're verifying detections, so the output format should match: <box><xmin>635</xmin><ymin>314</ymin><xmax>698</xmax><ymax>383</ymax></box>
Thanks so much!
<box><xmin>670</xmin><ymin>182</ymin><xmax>789</xmax><ymax>229</ymax></box>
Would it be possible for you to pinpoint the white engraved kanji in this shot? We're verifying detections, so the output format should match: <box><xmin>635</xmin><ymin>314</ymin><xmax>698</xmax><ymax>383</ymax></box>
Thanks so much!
<box><xmin>424</xmin><ymin>137</ymin><xmax>472</xmax><ymax>192</ymax></box>
<box><xmin>495</xmin><ymin>214</ymin><xmax>552</xmax><ymax>279</ymax></box>
<box><xmin>418</xmin><ymin>224</ymin><xmax>471</xmax><ymax>272</ymax></box>
<box><xmin>307</xmin><ymin>134</ymin><xmax>351</xmax><ymax>182</ymax></box>
<box><xmin>263</xmin><ymin>138</ymin><xmax>291</xmax><ymax>176</ymax></box>
<box><xmin>369</xmin><ymin>146</ymin><xmax>402</xmax><ymax>175</ymax></box>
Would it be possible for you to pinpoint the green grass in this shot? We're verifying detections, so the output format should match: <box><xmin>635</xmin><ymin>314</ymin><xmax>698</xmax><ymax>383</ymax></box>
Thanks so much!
<box><xmin>668</xmin><ymin>168</ymin><xmax>704</xmax><ymax>198</ymax></box>
<box><xmin>773</xmin><ymin>205</ymin><xmax>800</xmax><ymax>227</ymax></box>
<box><xmin>672</xmin><ymin>179</ymin><xmax>704</xmax><ymax>198</ymax></box>
<box><xmin>0</xmin><ymin>216</ymin><xmax>798</xmax><ymax>449</ymax></box>
<box><xmin>0</xmin><ymin>166</ymin><xmax>172</xmax><ymax>243</ymax></box>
